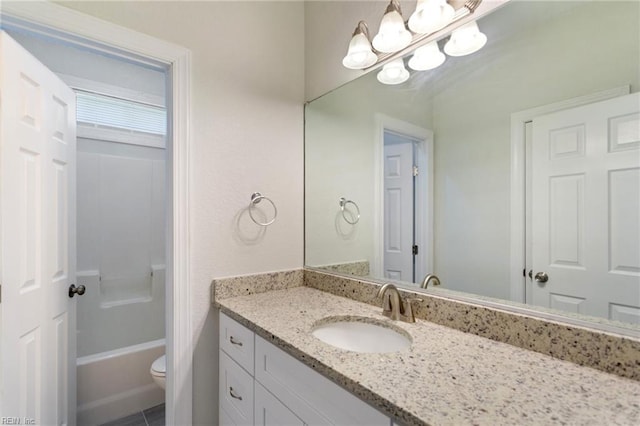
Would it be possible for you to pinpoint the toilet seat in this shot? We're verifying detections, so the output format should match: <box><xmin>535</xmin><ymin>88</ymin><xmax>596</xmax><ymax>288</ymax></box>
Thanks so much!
<box><xmin>151</xmin><ymin>355</ymin><xmax>166</xmax><ymax>377</ymax></box>
<box><xmin>150</xmin><ymin>354</ymin><xmax>166</xmax><ymax>390</ymax></box>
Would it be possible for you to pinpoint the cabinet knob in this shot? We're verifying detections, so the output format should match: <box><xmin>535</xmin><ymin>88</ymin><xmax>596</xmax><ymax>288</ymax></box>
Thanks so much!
<box><xmin>229</xmin><ymin>336</ymin><xmax>243</xmax><ymax>346</ymax></box>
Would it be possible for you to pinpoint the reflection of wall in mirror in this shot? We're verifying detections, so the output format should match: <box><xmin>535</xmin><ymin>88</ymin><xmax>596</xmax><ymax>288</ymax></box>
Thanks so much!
<box><xmin>305</xmin><ymin>1</ymin><xmax>640</xmax><ymax>302</ymax></box>
<box><xmin>305</xmin><ymin>74</ymin><xmax>433</xmax><ymax>270</ymax></box>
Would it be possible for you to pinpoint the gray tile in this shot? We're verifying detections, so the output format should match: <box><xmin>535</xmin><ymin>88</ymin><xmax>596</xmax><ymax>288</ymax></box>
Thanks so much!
<box><xmin>143</xmin><ymin>403</ymin><xmax>165</xmax><ymax>426</ymax></box>
<box><xmin>99</xmin><ymin>411</ymin><xmax>146</xmax><ymax>426</ymax></box>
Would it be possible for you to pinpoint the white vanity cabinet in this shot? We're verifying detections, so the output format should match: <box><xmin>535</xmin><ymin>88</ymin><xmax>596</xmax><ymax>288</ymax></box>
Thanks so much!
<box><xmin>219</xmin><ymin>312</ymin><xmax>392</xmax><ymax>426</ymax></box>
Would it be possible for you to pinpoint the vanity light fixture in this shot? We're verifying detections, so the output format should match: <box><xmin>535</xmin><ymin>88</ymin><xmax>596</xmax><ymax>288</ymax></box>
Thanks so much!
<box><xmin>376</xmin><ymin>58</ymin><xmax>410</xmax><ymax>85</ymax></box>
<box><xmin>342</xmin><ymin>21</ymin><xmax>378</xmax><ymax>69</ymax></box>
<box><xmin>342</xmin><ymin>0</ymin><xmax>487</xmax><ymax>84</ymax></box>
<box><xmin>408</xmin><ymin>41</ymin><xmax>446</xmax><ymax>71</ymax></box>
<box><xmin>372</xmin><ymin>0</ymin><xmax>413</xmax><ymax>53</ymax></box>
<box><xmin>408</xmin><ymin>0</ymin><xmax>455</xmax><ymax>35</ymax></box>
<box><xmin>443</xmin><ymin>21</ymin><xmax>487</xmax><ymax>56</ymax></box>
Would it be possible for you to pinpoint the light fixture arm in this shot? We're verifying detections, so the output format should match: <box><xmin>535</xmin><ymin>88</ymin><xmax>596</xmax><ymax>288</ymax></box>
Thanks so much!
<box><xmin>464</xmin><ymin>0</ymin><xmax>483</xmax><ymax>14</ymax></box>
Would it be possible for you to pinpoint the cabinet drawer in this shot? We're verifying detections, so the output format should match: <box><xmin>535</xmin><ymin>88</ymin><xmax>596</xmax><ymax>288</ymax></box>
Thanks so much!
<box><xmin>255</xmin><ymin>382</ymin><xmax>304</xmax><ymax>426</ymax></box>
<box><xmin>255</xmin><ymin>336</ymin><xmax>390</xmax><ymax>426</ymax></box>
<box><xmin>220</xmin><ymin>350</ymin><xmax>254</xmax><ymax>426</ymax></box>
<box><xmin>220</xmin><ymin>312</ymin><xmax>255</xmax><ymax>375</ymax></box>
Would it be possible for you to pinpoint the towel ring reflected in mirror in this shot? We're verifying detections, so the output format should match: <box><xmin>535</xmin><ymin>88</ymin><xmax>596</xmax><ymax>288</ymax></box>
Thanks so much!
<box><xmin>339</xmin><ymin>197</ymin><xmax>360</xmax><ymax>225</ymax></box>
<box><xmin>249</xmin><ymin>192</ymin><xmax>277</xmax><ymax>226</ymax></box>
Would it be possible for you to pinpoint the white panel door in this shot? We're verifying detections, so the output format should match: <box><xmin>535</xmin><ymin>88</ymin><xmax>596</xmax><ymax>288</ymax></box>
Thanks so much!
<box><xmin>531</xmin><ymin>93</ymin><xmax>640</xmax><ymax>322</ymax></box>
<box><xmin>383</xmin><ymin>141</ymin><xmax>414</xmax><ymax>281</ymax></box>
<box><xmin>0</xmin><ymin>31</ymin><xmax>77</xmax><ymax>424</ymax></box>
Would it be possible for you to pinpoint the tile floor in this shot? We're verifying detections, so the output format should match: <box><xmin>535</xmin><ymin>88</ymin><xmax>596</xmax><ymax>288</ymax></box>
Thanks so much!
<box><xmin>99</xmin><ymin>403</ymin><xmax>165</xmax><ymax>426</ymax></box>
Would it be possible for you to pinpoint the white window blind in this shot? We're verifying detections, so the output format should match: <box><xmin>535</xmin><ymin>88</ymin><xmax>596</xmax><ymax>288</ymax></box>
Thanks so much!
<box><xmin>76</xmin><ymin>91</ymin><xmax>166</xmax><ymax>136</ymax></box>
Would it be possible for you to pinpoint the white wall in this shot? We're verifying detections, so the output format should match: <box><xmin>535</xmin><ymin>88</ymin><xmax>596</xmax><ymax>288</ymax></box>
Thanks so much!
<box><xmin>54</xmin><ymin>1</ymin><xmax>305</xmax><ymax>423</ymax></box>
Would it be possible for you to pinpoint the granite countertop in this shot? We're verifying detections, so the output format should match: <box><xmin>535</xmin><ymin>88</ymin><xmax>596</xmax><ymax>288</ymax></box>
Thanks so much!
<box><xmin>216</xmin><ymin>286</ymin><xmax>640</xmax><ymax>426</ymax></box>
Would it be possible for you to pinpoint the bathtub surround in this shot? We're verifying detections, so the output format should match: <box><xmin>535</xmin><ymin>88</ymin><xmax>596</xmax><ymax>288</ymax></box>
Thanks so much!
<box><xmin>214</xmin><ymin>282</ymin><xmax>640</xmax><ymax>425</ymax></box>
<box><xmin>213</xmin><ymin>269</ymin><xmax>640</xmax><ymax>382</ymax></box>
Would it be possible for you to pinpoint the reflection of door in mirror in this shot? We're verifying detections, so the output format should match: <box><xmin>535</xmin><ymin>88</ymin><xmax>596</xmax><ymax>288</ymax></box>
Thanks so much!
<box><xmin>528</xmin><ymin>93</ymin><xmax>640</xmax><ymax>323</ymax></box>
<box><xmin>383</xmin><ymin>133</ymin><xmax>416</xmax><ymax>282</ymax></box>
<box><xmin>374</xmin><ymin>116</ymin><xmax>434</xmax><ymax>284</ymax></box>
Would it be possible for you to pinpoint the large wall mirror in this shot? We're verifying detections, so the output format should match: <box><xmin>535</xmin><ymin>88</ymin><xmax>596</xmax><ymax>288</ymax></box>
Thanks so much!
<box><xmin>305</xmin><ymin>0</ymin><xmax>640</xmax><ymax>332</ymax></box>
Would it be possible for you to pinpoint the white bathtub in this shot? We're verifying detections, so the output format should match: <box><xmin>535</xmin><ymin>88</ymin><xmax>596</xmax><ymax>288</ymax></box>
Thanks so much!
<box><xmin>77</xmin><ymin>339</ymin><xmax>165</xmax><ymax>426</ymax></box>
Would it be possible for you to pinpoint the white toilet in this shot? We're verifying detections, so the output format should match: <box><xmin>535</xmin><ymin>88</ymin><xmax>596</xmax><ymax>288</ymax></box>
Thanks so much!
<box><xmin>150</xmin><ymin>355</ymin><xmax>166</xmax><ymax>390</ymax></box>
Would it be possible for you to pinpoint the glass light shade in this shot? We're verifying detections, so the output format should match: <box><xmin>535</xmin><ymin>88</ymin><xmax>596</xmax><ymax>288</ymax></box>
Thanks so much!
<box><xmin>408</xmin><ymin>0</ymin><xmax>455</xmax><ymax>35</ymax></box>
<box><xmin>342</xmin><ymin>32</ymin><xmax>378</xmax><ymax>69</ymax></box>
<box><xmin>408</xmin><ymin>41</ymin><xmax>446</xmax><ymax>71</ymax></box>
<box><xmin>376</xmin><ymin>59</ymin><xmax>410</xmax><ymax>85</ymax></box>
<box><xmin>444</xmin><ymin>21</ymin><xmax>487</xmax><ymax>57</ymax></box>
<box><xmin>372</xmin><ymin>6</ymin><xmax>412</xmax><ymax>53</ymax></box>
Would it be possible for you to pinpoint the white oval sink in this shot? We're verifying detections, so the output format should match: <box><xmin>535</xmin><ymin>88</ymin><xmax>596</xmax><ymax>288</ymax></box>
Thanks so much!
<box><xmin>311</xmin><ymin>317</ymin><xmax>412</xmax><ymax>353</ymax></box>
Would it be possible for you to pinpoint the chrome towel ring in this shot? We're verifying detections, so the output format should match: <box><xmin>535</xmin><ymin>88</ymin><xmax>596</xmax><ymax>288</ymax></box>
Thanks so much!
<box><xmin>339</xmin><ymin>197</ymin><xmax>360</xmax><ymax>225</ymax></box>
<box><xmin>249</xmin><ymin>192</ymin><xmax>277</xmax><ymax>226</ymax></box>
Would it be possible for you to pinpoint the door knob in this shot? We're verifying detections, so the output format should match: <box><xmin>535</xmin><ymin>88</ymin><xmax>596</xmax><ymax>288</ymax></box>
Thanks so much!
<box><xmin>534</xmin><ymin>272</ymin><xmax>549</xmax><ymax>283</ymax></box>
<box><xmin>68</xmin><ymin>284</ymin><xmax>86</xmax><ymax>298</ymax></box>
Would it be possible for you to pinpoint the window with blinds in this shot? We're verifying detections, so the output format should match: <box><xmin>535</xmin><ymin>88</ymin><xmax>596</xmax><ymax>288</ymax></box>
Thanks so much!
<box><xmin>76</xmin><ymin>90</ymin><xmax>167</xmax><ymax>148</ymax></box>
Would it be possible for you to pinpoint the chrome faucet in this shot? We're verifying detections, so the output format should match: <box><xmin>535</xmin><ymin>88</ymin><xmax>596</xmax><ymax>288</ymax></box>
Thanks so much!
<box><xmin>420</xmin><ymin>273</ymin><xmax>441</xmax><ymax>289</ymax></box>
<box><xmin>376</xmin><ymin>283</ymin><xmax>421</xmax><ymax>323</ymax></box>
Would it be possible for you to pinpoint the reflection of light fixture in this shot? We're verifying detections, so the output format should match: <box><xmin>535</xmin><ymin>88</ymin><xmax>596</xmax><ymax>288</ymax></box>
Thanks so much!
<box><xmin>408</xmin><ymin>41</ymin><xmax>446</xmax><ymax>71</ymax></box>
<box><xmin>372</xmin><ymin>0</ymin><xmax>412</xmax><ymax>53</ymax></box>
<box><xmin>444</xmin><ymin>21</ymin><xmax>487</xmax><ymax>56</ymax></box>
<box><xmin>342</xmin><ymin>21</ymin><xmax>378</xmax><ymax>69</ymax></box>
<box><xmin>377</xmin><ymin>58</ymin><xmax>410</xmax><ymax>85</ymax></box>
<box><xmin>408</xmin><ymin>0</ymin><xmax>455</xmax><ymax>34</ymax></box>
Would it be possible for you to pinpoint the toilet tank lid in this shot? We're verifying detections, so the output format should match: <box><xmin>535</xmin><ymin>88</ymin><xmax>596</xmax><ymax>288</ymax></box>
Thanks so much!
<box><xmin>152</xmin><ymin>355</ymin><xmax>166</xmax><ymax>374</ymax></box>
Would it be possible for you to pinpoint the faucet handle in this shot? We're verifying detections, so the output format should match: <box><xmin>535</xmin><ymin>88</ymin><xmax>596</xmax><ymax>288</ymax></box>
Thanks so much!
<box><xmin>401</xmin><ymin>297</ymin><xmax>423</xmax><ymax>323</ymax></box>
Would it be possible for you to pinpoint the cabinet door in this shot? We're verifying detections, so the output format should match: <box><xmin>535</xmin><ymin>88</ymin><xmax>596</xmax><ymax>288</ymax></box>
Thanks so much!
<box><xmin>255</xmin><ymin>336</ymin><xmax>390</xmax><ymax>426</ymax></box>
<box><xmin>255</xmin><ymin>382</ymin><xmax>304</xmax><ymax>426</ymax></box>
<box><xmin>220</xmin><ymin>350</ymin><xmax>254</xmax><ymax>426</ymax></box>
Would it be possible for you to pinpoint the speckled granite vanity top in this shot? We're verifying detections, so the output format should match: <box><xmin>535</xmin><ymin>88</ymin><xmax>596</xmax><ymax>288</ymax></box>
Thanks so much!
<box><xmin>215</xmin><ymin>286</ymin><xmax>640</xmax><ymax>426</ymax></box>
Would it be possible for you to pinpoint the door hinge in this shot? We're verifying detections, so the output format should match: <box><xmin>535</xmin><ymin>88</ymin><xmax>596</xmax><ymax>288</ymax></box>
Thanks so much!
<box><xmin>412</xmin><ymin>245</ymin><xmax>419</xmax><ymax>255</ymax></box>
<box><xmin>413</xmin><ymin>165</ymin><xmax>419</xmax><ymax>176</ymax></box>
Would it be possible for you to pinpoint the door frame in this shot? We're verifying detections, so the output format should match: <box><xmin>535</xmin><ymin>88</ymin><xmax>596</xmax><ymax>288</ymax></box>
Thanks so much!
<box><xmin>1</xmin><ymin>3</ymin><xmax>193</xmax><ymax>424</ymax></box>
<box><xmin>508</xmin><ymin>85</ymin><xmax>630</xmax><ymax>304</ymax></box>
<box><xmin>374</xmin><ymin>114</ymin><xmax>433</xmax><ymax>282</ymax></box>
